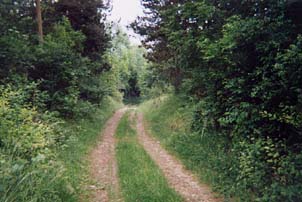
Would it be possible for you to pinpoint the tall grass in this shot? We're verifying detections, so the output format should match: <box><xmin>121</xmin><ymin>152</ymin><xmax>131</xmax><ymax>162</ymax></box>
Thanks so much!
<box><xmin>0</xmin><ymin>96</ymin><xmax>121</xmax><ymax>202</ymax></box>
<box><xmin>140</xmin><ymin>95</ymin><xmax>239</xmax><ymax>201</ymax></box>
<box><xmin>116</xmin><ymin>112</ymin><xmax>182</xmax><ymax>202</ymax></box>
<box><xmin>58</xmin><ymin>97</ymin><xmax>122</xmax><ymax>202</ymax></box>
<box><xmin>0</xmin><ymin>88</ymin><xmax>73</xmax><ymax>202</ymax></box>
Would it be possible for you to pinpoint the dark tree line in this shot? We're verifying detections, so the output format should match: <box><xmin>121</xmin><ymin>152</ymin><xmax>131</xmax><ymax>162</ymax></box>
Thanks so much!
<box><xmin>0</xmin><ymin>0</ymin><xmax>113</xmax><ymax>117</ymax></box>
<box><xmin>0</xmin><ymin>1</ymin><xmax>119</xmax><ymax>201</ymax></box>
<box><xmin>134</xmin><ymin>0</ymin><xmax>302</xmax><ymax>201</ymax></box>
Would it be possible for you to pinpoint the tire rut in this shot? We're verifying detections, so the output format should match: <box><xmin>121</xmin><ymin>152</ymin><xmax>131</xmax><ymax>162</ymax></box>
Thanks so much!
<box><xmin>136</xmin><ymin>112</ymin><xmax>222</xmax><ymax>202</ymax></box>
<box><xmin>89</xmin><ymin>108</ymin><xmax>127</xmax><ymax>202</ymax></box>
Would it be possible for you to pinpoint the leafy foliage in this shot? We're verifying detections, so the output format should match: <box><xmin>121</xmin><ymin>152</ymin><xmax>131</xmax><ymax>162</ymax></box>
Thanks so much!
<box><xmin>0</xmin><ymin>0</ymin><xmax>118</xmax><ymax>201</ymax></box>
<box><xmin>109</xmin><ymin>28</ymin><xmax>150</xmax><ymax>102</ymax></box>
<box><xmin>0</xmin><ymin>16</ymin><xmax>114</xmax><ymax>117</ymax></box>
<box><xmin>53</xmin><ymin>0</ymin><xmax>110</xmax><ymax>60</ymax></box>
<box><xmin>136</xmin><ymin>0</ymin><xmax>302</xmax><ymax>201</ymax></box>
<box><xmin>0</xmin><ymin>87</ymin><xmax>71</xmax><ymax>202</ymax></box>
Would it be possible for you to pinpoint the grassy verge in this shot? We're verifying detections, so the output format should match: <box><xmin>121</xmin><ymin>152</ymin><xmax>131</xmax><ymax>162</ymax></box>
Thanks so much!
<box><xmin>59</xmin><ymin>97</ymin><xmax>122</xmax><ymax>202</ymax></box>
<box><xmin>116</xmin><ymin>112</ymin><xmax>182</xmax><ymax>202</ymax></box>
<box><xmin>140</xmin><ymin>95</ymin><xmax>237</xmax><ymax>201</ymax></box>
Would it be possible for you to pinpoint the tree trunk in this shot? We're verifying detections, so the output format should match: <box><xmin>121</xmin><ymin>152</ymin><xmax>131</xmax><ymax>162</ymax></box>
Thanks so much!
<box><xmin>36</xmin><ymin>0</ymin><xmax>43</xmax><ymax>43</ymax></box>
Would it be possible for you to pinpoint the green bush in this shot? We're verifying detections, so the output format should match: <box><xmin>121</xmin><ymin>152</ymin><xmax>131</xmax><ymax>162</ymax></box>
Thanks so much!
<box><xmin>235</xmin><ymin>138</ymin><xmax>302</xmax><ymax>202</ymax></box>
<box><xmin>142</xmin><ymin>95</ymin><xmax>302</xmax><ymax>201</ymax></box>
<box><xmin>0</xmin><ymin>18</ymin><xmax>114</xmax><ymax>118</ymax></box>
<box><xmin>0</xmin><ymin>2</ymin><xmax>117</xmax><ymax>202</ymax></box>
<box><xmin>0</xmin><ymin>87</ymin><xmax>72</xmax><ymax>202</ymax></box>
<box><xmin>0</xmin><ymin>29</ymin><xmax>33</xmax><ymax>80</ymax></box>
<box><xmin>136</xmin><ymin>1</ymin><xmax>302</xmax><ymax>200</ymax></box>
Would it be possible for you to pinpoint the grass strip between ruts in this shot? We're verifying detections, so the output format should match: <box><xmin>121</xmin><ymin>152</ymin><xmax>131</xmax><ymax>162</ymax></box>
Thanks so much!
<box><xmin>116</xmin><ymin>112</ymin><xmax>182</xmax><ymax>202</ymax></box>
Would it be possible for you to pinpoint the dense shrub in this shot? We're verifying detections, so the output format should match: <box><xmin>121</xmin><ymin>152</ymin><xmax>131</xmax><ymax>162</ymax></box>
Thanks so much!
<box><xmin>0</xmin><ymin>1</ymin><xmax>118</xmax><ymax>201</ymax></box>
<box><xmin>136</xmin><ymin>1</ymin><xmax>302</xmax><ymax>201</ymax></box>
<box><xmin>142</xmin><ymin>96</ymin><xmax>302</xmax><ymax>201</ymax></box>
<box><xmin>0</xmin><ymin>18</ymin><xmax>115</xmax><ymax>118</ymax></box>
<box><xmin>0</xmin><ymin>30</ymin><xmax>33</xmax><ymax>79</ymax></box>
<box><xmin>0</xmin><ymin>87</ymin><xmax>72</xmax><ymax>202</ymax></box>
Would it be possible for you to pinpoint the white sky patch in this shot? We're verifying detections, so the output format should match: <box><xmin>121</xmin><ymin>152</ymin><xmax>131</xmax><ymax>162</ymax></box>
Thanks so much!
<box><xmin>108</xmin><ymin>0</ymin><xmax>144</xmax><ymax>44</ymax></box>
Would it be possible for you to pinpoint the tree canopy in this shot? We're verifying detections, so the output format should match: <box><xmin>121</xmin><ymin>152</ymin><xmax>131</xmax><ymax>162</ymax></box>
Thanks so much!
<box><xmin>133</xmin><ymin>0</ymin><xmax>302</xmax><ymax>201</ymax></box>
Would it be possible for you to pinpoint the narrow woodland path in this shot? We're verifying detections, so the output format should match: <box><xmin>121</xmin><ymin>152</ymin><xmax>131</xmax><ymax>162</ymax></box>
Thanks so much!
<box><xmin>136</xmin><ymin>113</ymin><xmax>222</xmax><ymax>202</ymax></box>
<box><xmin>89</xmin><ymin>108</ymin><xmax>221</xmax><ymax>202</ymax></box>
<box><xmin>89</xmin><ymin>108</ymin><xmax>127</xmax><ymax>202</ymax></box>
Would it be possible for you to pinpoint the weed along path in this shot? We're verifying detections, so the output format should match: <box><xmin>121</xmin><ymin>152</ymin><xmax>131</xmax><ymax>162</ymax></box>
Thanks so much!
<box><xmin>89</xmin><ymin>108</ymin><xmax>127</xmax><ymax>202</ymax></box>
<box><xmin>136</xmin><ymin>113</ymin><xmax>222</xmax><ymax>202</ymax></box>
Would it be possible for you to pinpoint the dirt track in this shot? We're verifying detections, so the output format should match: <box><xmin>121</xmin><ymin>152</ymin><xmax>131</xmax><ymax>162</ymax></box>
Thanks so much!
<box><xmin>89</xmin><ymin>108</ymin><xmax>126</xmax><ymax>202</ymax></box>
<box><xmin>89</xmin><ymin>109</ymin><xmax>221</xmax><ymax>202</ymax></box>
<box><xmin>136</xmin><ymin>113</ymin><xmax>222</xmax><ymax>202</ymax></box>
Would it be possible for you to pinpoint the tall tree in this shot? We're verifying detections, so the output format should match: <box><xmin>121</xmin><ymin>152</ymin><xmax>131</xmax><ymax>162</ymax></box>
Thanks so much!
<box><xmin>54</xmin><ymin>0</ymin><xmax>110</xmax><ymax>61</ymax></box>
<box><xmin>134</xmin><ymin>1</ymin><xmax>302</xmax><ymax>201</ymax></box>
<box><xmin>36</xmin><ymin>0</ymin><xmax>43</xmax><ymax>42</ymax></box>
